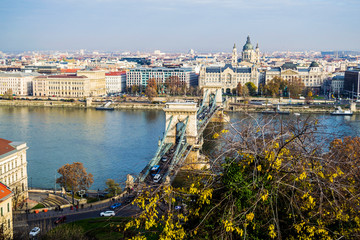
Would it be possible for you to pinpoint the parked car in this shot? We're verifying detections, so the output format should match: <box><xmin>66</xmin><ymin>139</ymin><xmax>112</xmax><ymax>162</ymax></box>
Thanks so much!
<box><xmin>110</xmin><ymin>203</ymin><xmax>122</xmax><ymax>210</ymax></box>
<box><xmin>100</xmin><ymin>210</ymin><xmax>115</xmax><ymax>217</ymax></box>
<box><xmin>29</xmin><ymin>227</ymin><xmax>40</xmax><ymax>238</ymax></box>
<box><xmin>161</xmin><ymin>156</ymin><xmax>167</xmax><ymax>162</ymax></box>
<box><xmin>153</xmin><ymin>174</ymin><xmax>162</xmax><ymax>183</ymax></box>
<box><xmin>54</xmin><ymin>216</ymin><xmax>66</xmax><ymax>224</ymax></box>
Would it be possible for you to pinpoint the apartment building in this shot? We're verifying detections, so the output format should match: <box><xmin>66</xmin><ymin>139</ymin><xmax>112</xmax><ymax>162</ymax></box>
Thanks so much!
<box><xmin>0</xmin><ymin>138</ymin><xmax>28</xmax><ymax>207</ymax></box>
<box><xmin>0</xmin><ymin>72</ymin><xmax>38</xmax><ymax>96</ymax></box>
<box><xmin>0</xmin><ymin>182</ymin><xmax>13</xmax><ymax>239</ymax></box>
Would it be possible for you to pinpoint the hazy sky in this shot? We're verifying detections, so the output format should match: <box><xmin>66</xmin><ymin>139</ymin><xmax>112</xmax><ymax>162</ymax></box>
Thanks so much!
<box><xmin>1</xmin><ymin>0</ymin><xmax>359</xmax><ymax>52</ymax></box>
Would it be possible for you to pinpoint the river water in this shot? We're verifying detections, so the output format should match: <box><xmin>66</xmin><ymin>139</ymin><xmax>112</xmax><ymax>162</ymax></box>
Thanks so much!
<box><xmin>1</xmin><ymin>106</ymin><xmax>359</xmax><ymax>190</ymax></box>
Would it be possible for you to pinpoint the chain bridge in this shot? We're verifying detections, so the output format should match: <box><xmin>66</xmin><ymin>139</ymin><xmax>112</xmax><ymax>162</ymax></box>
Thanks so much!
<box><xmin>137</xmin><ymin>85</ymin><xmax>229</xmax><ymax>186</ymax></box>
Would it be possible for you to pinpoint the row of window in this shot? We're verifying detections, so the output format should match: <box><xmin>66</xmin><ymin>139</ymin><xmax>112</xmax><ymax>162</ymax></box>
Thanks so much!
<box><xmin>0</xmin><ymin>168</ymin><xmax>25</xmax><ymax>185</ymax></box>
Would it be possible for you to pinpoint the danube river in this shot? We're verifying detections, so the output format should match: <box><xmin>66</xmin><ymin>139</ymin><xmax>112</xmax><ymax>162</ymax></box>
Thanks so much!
<box><xmin>1</xmin><ymin>106</ymin><xmax>360</xmax><ymax>190</ymax></box>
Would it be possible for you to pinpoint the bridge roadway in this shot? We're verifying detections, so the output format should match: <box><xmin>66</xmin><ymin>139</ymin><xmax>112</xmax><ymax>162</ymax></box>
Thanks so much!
<box><xmin>140</xmin><ymin>102</ymin><xmax>220</xmax><ymax>187</ymax></box>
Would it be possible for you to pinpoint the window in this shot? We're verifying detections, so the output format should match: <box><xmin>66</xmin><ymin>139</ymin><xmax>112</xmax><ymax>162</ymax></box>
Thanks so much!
<box><xmin>7</xmin><ymin>203</ymin><xmax>9</xmax><ymax>212</ymax></box>
<box><xmin>1</xmin><ymin>207</ymin><xmax>2</xmax><ymax>216</ymax></box>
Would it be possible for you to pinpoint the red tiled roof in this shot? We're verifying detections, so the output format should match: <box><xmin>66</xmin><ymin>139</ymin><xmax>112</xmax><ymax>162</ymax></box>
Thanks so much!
<box><xmin>60</xmin><ymin>69</ymin><xmax>79</xmax><ymax>73</ymax></box>
<box><xmin>0</xmin><ymin>182</ymin><xmax>12</xmax><ymax>201</ymax></box>
<box><xmin>36</xmin><ymin>75</ymin><xmax>86</xmax><ymax>79</ymax></box>
<box><xmin>0</xmin><ymin>138</ymin><xmax>15</xmax><ymax>156</ymax></box>
<box><xmin>106</xmin><ymin>71</ymin><xmax>126</xmax><ymax>76</ymax></box>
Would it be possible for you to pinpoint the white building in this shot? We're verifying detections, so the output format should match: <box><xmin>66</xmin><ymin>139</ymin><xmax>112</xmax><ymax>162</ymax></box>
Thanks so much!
<box><xmin>199</xmin><ymin>64</ymin><xmax>259</xmax><ymax>94</ymax></box>
<box><xmin>0</xmin><ymin>72</ymin><xmax>39</xmax><ymax>96</ymax></box>
<box><xmin>126</xmin><ymin>67</ymin><xmax>198</xmax><ymax>89</ymax></box>
<box><xmin>105</xmin><ymin>71</ymin><xmax>126</xmax><ymax>93</ymax></box>
<box><xmin>0</xmin><ymin>138</ymin><xmax>29</xmax><ymax>206</ymax></box>
<box><xmin>264</xmin><ymin>62</ymin><xmax>331</xmax><ymax>93</ymax></box>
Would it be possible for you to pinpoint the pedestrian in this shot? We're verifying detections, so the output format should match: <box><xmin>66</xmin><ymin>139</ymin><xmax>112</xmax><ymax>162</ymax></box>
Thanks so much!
<box><xmin>90</xmin><ymin>204</ymin><xmax>93</xmax><ymax>209</ymax></box>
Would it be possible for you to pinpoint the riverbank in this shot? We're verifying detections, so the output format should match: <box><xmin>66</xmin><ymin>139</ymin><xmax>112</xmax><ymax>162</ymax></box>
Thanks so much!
<box><xmin>0</xmin><ymin>99</ymin><xmax>357</xmax><ymax>114</ymax></box>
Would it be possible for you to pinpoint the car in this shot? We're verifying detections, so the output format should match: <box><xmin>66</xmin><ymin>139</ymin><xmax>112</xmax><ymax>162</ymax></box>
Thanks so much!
<box><xmin>110</xmin><ymin>202</ymin><xmax>122</xmax><ymax>210</ymax></box>
<box><xmin>153</xmin><ymin>174</ymin><xmax>162</xmax><ymax>183</ymax></box>
<box><xmin>175</xmin><ymin>205</ymin><xmax>182</xmax><ymax>210</ymax></box>
<box><xmin>161</xmin><ymin>156</ymin><xmax>167</xmax><ymax>162</ymax></box>
<box><xmin>150</xmin><ymin>165</ymin><xmax>161</xmax><ymax>176</ymax></box>
<box><xmin>100</xmin><ymin>210</ymin><xmax>115</xmax><ymax>217</ymax></box>
<box><xmin>29</xmin><ymin>227</ymin><xmax>40</xmax><ymax>238</ymax></box>
<box><xmin>54</xmin><ymin>216</ymin><xmax>66</xmax><ymax>224</ymax></box>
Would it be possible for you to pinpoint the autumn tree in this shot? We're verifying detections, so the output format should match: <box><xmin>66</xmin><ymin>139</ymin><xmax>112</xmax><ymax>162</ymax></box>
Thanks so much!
<box><xmin>124</xmin><ymin>116</ymin><xmax>360</xmax><ymax>239</ymax></box>
<box><xmin>236</xmin><ymin>82</ymin><xmax>243</xmax><ymax>96</ymax></box>
<box><xmin>245</xmin><ymin>82</ymin><xmax>257</xmax><ymax>96</ymax></box>
<box><xmin>286</xmin><ymin>77</ymin><xmax>305</xmax><ymax>98</ymax></box>
<box><xmin>145</xmin><ymin>78</ymin><xmax>158</xmax><ymax>101</ymax></box>
<box><xmin>105</xmin><ymin>179</ymin><xmax>122</xmax><ymax>197</ymax></box>
<box><xmin>56</xmin><ymin>162</ymin><xmax>93</xmax><ymax>204</ymax></box>
<box><xmin>264</xmin><ymin>76</ymin><xmax>287</xmax><ymax>97</ymax></box>
<box><xmin>3</xmin><ymin>89</ymin><xmax>13</xmax><ymax>100</ymax></box>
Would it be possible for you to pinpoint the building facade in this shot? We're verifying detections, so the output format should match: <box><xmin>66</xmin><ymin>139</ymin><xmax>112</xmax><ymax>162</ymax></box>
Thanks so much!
<box><xmin>77</xmin><ymin>70</ymin><xmax>106</xmax><ymax>96</ymax></box>
<box><xmin>33</xmin><ymin>70</ymin><xmax>106</xmax><ymax>97</ymax></box>
<box><xmin>344</xmin><ymin>68</ymin><xmax>360</xmax><ymax>98</ymax></box>
<box><xmin>126</xmin><ymin>67</ymin><xmax>198</xmax><ymax>89</ymax></box>
<box><xmin>199</xmin><ymin>64</ymin><xmax>259</xmax><ymax>94</ymax></box>
<box><xmin>0</xmin><ymin>138</ymin><xmax>28</xmax><ymax>208</ymax></box>
<box><xmin>0</xmin><ymin>72</ymin><xmax>38</xmax><ymax>96</ymax></box>
<box><xmin>105</xmin><ymin>71</ymin><xmax>126</xmax><ymax>93</ymax></box>
<box><xmin>0</xmin><ymin>182</ymin><xmax>12</xmax><ymax>239</ymax></box>
<box><xmin>264</xmin><ymin>62</ymin><xmax>330</xmax><ymax>92</ymax></box>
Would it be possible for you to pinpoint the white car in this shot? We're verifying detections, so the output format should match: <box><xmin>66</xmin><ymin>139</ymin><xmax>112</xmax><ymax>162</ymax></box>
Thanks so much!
<box><xmin>153</xmin><ymin>174</ymin><xmax>162</xmax><ymax>183</ymax></box>
<box><xmin>29</xmin><ymin>227</ymin><xmax>40</xmax><ymax>238</ymax></box>
<box><xmin>100</xmin><ymin>210</ymin><xmax>115</xmax><ymax>217</ymax></box>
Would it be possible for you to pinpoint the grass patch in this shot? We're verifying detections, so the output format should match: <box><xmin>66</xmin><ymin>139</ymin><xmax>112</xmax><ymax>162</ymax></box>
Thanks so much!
<box><xmin>32</xmin><ymin>203</ymin><xmax>45</xmax><ymax>209</ymax></box>
<box><xmin>44</xmin><ymin>217</ymin><xmax>131</xmax><ymax>240</ymax></box>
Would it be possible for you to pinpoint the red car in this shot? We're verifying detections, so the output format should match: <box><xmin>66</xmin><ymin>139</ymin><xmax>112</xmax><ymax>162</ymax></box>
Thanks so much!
<box><xmin>54</xmin><ymin>216</ymin><xmax>66</xmax><ymax>224</ymax></box>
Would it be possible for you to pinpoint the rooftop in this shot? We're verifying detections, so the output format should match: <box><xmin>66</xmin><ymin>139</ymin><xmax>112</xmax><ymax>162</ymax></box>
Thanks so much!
<box><xmin>0</xmin><ymin>182</ymin><xmax>12</xmax><ymax>201</ymax></box>
<box><xmin>0</xmin><ymin>138</ymin><xmax>15</xmax><ymax>156</ymax></box>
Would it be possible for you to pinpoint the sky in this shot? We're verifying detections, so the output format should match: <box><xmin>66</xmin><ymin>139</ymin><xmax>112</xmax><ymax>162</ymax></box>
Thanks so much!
<box><xmin>1</xmin><ymin>0</ymin><xmax>359</xmax><ymax>52</ymax></box>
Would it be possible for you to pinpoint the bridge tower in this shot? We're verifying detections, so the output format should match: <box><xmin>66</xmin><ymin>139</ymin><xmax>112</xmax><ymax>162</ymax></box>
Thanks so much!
<box><xmin>163</xmin><ymin>102</ymin><xmax>198</xmax><ymax>145</ymax></box>
<box><xmin>163</xmin><ymin>102</ymin><xmax>205</xmax><ymax>170</ymax></box>
<box><xmin>202</xmin><ymin>84</ymin><xmax>223</xmax><ymax>107</ymax></box>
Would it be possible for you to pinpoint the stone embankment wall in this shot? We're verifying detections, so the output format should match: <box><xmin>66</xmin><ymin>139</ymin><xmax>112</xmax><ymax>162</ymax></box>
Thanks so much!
<box><xmin>0</xmin><ymin>100</ymin><xmax>165</xmax><ymax>110</ymax></box>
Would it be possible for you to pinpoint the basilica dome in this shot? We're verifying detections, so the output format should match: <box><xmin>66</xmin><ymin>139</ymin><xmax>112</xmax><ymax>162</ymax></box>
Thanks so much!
<box><xmin>242</xmin><ymin>36</ymin><xmax>254</xmax><ymax>51</ymax></box>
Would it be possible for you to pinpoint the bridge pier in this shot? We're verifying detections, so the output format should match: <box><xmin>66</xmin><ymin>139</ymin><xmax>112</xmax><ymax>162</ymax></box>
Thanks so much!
<box><xmin>210</xmin><ymin>110</ymin><xmax>230</xmax><ymax>123</ymax></box>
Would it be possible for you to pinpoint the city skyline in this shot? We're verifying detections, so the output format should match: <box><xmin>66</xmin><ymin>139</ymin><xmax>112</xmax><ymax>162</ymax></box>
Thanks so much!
<box><xmin>1</xmin><ymin>0</ymin><xmax>360</xmax><ymax>52</ymax></box>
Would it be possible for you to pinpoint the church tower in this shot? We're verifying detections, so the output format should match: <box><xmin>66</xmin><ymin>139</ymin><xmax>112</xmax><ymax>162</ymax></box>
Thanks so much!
<box><xmin>232</xmin><ymin>43</ymin><xmax>238</xmax><ymax>67</ymax></box>
<box><xmin>241</xmin><ymin>36</ymin><xmax>260</xmax><ymax>64</ymax></box>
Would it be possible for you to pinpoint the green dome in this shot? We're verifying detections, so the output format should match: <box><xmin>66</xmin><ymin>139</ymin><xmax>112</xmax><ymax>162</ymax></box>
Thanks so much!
<box><xmin>309</xmin><ymin>61</ymin><xmax>319</xmax><ymax>68</ymax></box>
<box><xmin>243</xmin><ymin>36</ymin><xmax>254</xmax><ymax>51</ymax></box>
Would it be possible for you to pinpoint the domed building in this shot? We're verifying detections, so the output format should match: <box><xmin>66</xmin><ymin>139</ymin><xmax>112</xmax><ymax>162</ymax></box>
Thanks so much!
<box><xmin>241</xmin><ymin>36</ymin><xmax>260</xmax><ymax>64</ymax></box>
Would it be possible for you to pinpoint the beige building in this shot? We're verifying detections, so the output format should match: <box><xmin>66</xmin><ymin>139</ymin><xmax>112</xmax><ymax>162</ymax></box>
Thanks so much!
<box><xmin>0</xmin><ymin>138</ymin><xmax>28</xmax><ymax>210</ymax></box>
<box><xmin>0</xmin><ymin>182</ymin><xmax>13</xmax><ymax>239</ymax></box>
<box><xmin>77</xmin><ymin>70</ymin><xmax>106</xmax><ymax>96</ymax></box>
<box><xmin>33</xmin><ymin>70</ymin><xmax>106</xmax><ymax>97</ymax></box>
<box><xmin>265</xmin><ymin>62</ymin><xmax>330</xmax><ymax>92</ymax></box>
<box><xmin>0</xmin><ymin>72</ymin><xmax>38</xmax><ymax>96</ymax></box>
<box><xmin>199</xmin><ymin>64</ymin><xmax>259</xmax><ymax>94</ymax></box>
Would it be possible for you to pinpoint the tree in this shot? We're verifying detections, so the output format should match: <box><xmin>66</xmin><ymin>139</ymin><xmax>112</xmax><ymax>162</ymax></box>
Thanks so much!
<box><xmin>131</xmin><ymin>85</ymin><xmax>140</xmax><ymax>94</ymax></box>
<box><xmin>3</xmin><ymin>89</ymin><xmax>13</xmax><ymax>100</ymax></box>
<box><xmin>286</xmin><ymin>77</ymin><xmax>305</xmax><ymax>98</ymax></box>
<box><xmin>245</xmin><ymin>82</ymin><xmax>257</xmax><ymax>96</ymax></box>
<box><xmin>105</xmin><ymin>179</ymin><xmax>122</xmax><ymax>197</ymax></box>
<box><xmin>145</xmin><ymin>78</ymin><xmax>158</xmax><ymax>101</ymax></box>
<box><xmin>56</xmin><ymin>162</ymin><xmax>93</xmax><ymax>204</ymax></box>
<box><xmin>123</xmin><ymin>116</ymin><xmax>360</xmax><ymax>239</ymax></box>
<box><xmin>236</xmin><ymin>83</ymin><xmax>243</xmax><ymax>96</ymax></box>
<box><xmin>264</xmin><ymin>76</ymin><xmax>287</xmax><ymax>97</ymax></box>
